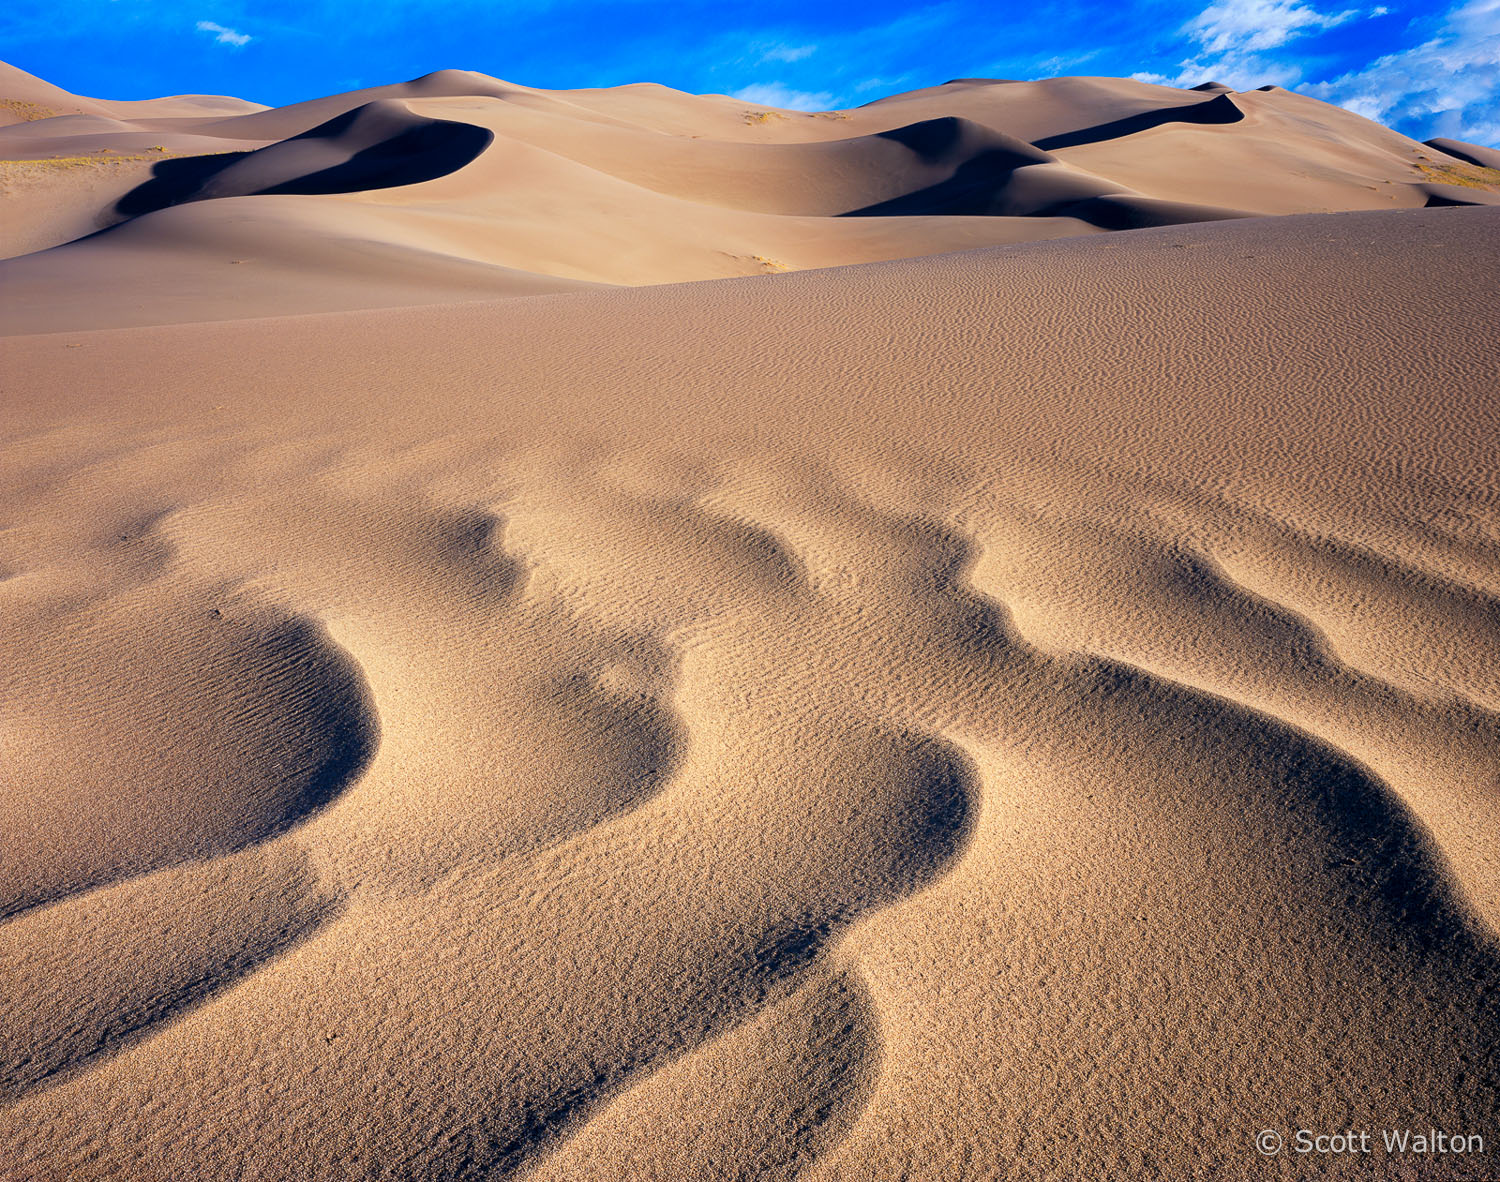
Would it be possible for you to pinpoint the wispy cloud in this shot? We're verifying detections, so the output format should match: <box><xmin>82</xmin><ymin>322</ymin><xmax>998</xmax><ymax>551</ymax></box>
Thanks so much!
<box><xmin>731</xmin><ymin>82</ymin><xmax>836</xmax><ymax>110</ymax></box>
<box><xmin>1029</xmin><ymin>49</ymin><xmax>1104</xmax><ymax>75</ymax></box>
<box><xmin>1130</xmin><ymin>0</ymin><xmax>1499</xmax><ymax>143</ymax></box>
<box><xmin>1303</xmin><ymin>0</ymin><xmax>1500</xmax><ymax>143</ymax></box>
<box><xmin>706</xmin><ymin>7</ymin><xmax>960</xmax><ymax>110</ymax></box>
<box><xmin>1135</xmin><ymin>0</ymin><xmax>1360</xmax><ymax>88</ymax></box>
<box><xmin>760</xmin><ymin>43</ymin><xmax>815</xmax><ymax>63</ymax></box>
<box><xmin>1188</xmin><ymin>0</ymin><xmax>1355</xmax><ymax>54</ymax></box>
<box><xmin>196</xmin><ymin>19</ymin><xmax>251</xmax><ymax>47</ymax></box>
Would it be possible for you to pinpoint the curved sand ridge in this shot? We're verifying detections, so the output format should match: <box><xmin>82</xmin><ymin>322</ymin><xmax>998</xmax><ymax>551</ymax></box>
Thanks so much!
<box><xmin>1</xmin><ymin>589</ymin><xmax>378</xmax><ymax>919</ymax></box>
<box><xmin>1426</xmin><ymin>136</ymin><xmax>1500</xmax><ymax>170</ymax></box>
<box><xmin>4</xmin><ymin>64</ymin><xmax>1500</xmax><ymax>329</ymax></box>
<box><xmin>114</xmin><ymin>99</ymin><xmax>494</xmax><ymax>218</ymax></box>
<box><xmin>1</xmin><ymin>205</ymin><xmax>1498</xmax><ymax>1178</ymax></box>
<box><xmin>834</xmin><ymin>115</ymin><xmax>1248</xmax><ymax>226</ymax></box>
<box><xmin>0</xmin><ymin>449</ymin><xmax>984</xmax><ymax>1175</ymax></box>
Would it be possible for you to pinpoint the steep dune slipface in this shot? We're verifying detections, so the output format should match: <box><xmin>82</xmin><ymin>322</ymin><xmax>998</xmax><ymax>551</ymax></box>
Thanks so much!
<box><xmin>5</xmin><ymin>65</ymin><xmax>1498</xmax><ymax>330</ymax></box>
<box><xmin>113</xmin><ymin>99</ymin><xmax>494</xmax><ymax>217</ymax></box>
<box><xmin>0</xmin><ymin>205</ymin><xmax>1497</xmax><ymax>1180</ymax></box>
<box><xmin>1426</xmin><ymin>136</ymin><xmax>1500</xmax><ymax>170</ymax></box>
<box><xmin>837</xmin><ymin>115</ymin><xmax>1249</xmax><ymax>226</ymax></box>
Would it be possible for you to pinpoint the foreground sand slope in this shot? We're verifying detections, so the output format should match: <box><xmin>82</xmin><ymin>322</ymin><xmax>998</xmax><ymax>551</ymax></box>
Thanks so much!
<box><xmin>1</xmin><ymin>205</ymin><xmax>1497</xmax><ymax>1179</ymax></box>
<box><xmin>4</xmin><ymin>62</ymin><xmax>1499</xmax><ymax>331</ymax></box>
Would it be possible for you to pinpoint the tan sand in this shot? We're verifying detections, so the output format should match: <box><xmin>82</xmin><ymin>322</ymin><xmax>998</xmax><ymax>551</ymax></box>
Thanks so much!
<box><xmin>1</xmin><ymin>62</ymin><xmax>1498</xmax><ymax>1182</ymax></box>
<box><xmin>6</xmin><ymin>66</ymin><xmax>1498</xmax><ymax>329</ymax></box>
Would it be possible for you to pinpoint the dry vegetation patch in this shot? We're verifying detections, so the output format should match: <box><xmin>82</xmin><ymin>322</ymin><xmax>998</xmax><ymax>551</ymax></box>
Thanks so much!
<box><xmin>0</xmin><ymin>99</ymin><xmax>62</xmax><ymax>122</ymax></box>
<box><xmin>1414</xmin><ymin>159</ymin><xmax>1500</xmax><ymax>191</ymax></box>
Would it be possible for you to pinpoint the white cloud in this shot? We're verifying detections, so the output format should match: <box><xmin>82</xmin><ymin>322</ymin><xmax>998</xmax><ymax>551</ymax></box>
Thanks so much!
<box><xmin>1136</xmin><ymin>50</ymin><xmax>1303</xmax><ymax>90</ymax></box>
<box><xmin>760</xmin><ymin>43</ymin><xmax>815</xmax><ymax>63</ymax></box>
<box><xmin>196</xmin><ymin>19</ymin><xmax>251</xmax><ymax>47</ymax></box>
<box><xmin>1302</xmin><ymin>0</ymin><xmax>1500</xmax><ymax>143</ymax></box>
<box><xmin>731</xmin><ymin>82</ymin><xmax>836</xmax><ymax>110</ymax></box>
<box><xmin>1187</xmin><ymin>0</ymin><xmax>1355</xmax><ymax>53</ymax></box>
<box><xmin>1138</xmin><ymin>0</ymin><xmax>1361</xmax><ymax>89</ymax></box>
<box><xmin>1147</xmin><ymin>0</ymin><xmax>1500</xmax><ymax>141</ymax></box>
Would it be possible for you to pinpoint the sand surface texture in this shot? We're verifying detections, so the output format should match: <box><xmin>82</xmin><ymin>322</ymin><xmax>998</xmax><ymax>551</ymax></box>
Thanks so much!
<box><xmin>2</xmin><ymin>63</ymin><xmax>1499</xmax><ymax>1181</ymax></box>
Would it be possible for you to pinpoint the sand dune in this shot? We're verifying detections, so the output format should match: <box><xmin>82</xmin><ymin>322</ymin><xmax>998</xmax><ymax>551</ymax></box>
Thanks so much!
<box><xmin>1</xmin><ymin>57</ymin><xmax>1498</xmax><ymax>1181</ymax></box>
<box><xmin>5</xmin><ymin>65</ymin><xmax>1498</xmax><ymax>329</ymax></box>
<box><xmin>0</xmin><ymin>61</ymin><xmax>117</xmax><ymax>125</ymax></box>
<box><xmin>114</xmin><ymin>100</ymin><xmax>495</xmax><ymax>217</ymax></box>
<box><xmin>1427</xmin><ymin>136</ymin><xmax>1500</xmax><ymax>170</ymax></box>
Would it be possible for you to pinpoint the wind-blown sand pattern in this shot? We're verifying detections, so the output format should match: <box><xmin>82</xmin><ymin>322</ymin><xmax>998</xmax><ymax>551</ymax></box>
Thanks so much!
<box><xmin>1</xmin><ymin>60</ymin><xmax>1498</xmax><ymax>1181</ymax></box>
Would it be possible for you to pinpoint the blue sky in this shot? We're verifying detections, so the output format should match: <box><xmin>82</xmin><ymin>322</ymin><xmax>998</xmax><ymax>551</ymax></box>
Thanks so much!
<box><xmin>4</xmin><ymin>0</ymin><xmax>1496</xmax><ymax>145</ymax></box>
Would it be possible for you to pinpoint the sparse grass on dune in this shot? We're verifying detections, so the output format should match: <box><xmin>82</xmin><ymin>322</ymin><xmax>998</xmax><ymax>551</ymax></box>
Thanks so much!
<box><xmin>3</xmin><ymin>151</ymin><xmax>152</xmax><ymax>170</ymax></box>
<box><xmin>0</xmin><ymin>147</ymin><xmax>222</xmax><ymax>177</ymax></box>
<box><xmin>0</xmin><ymin>149</ymin><xmax>235</xmax><ymax>204</ymax></box>
<box><xmin>721</xmin><ymin>251</ymin><xmax>793</xmax><ymax>275</ymax></box>
<box><xmin>0</xmin><ymin>98</ymin><xmax>60</xmax><ymax>122</ymax></box>
<box><xmin>0</xmin><ymin>154</ymin><xmax>165</xmax><ymax>196</ymax></box>
<box><xmin>1415</xmin><ymin>159</ymin><xmax>1500</xmax><ymax>191</ymax></box>
<box><xmin>741</xmin><ymin>108</ymin><xmax>851</xmax><ymax>124</ymax></box>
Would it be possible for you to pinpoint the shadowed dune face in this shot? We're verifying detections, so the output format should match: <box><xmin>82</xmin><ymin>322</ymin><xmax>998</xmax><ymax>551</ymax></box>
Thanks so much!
<box><xmin>1427</xmin><ymin>136</ymin><xmax>1500</xmax><ymax>170</ymax></box>
<box><xmin>1060</xmin><ymin>191</ymin><xmax>1249</xmax><ymax>227</ymax></box>
<box><xmin>1420</xmin><ymin>181</ymin><xmax>1500</xmax><ymax>207</ymax></box>
<box><xmin>1032</xmin><ymin>91</ymin><xmax>1245</xmax><ymax>150</ymax></box>
<box><xmin>842</xmin><ymin>118</ymin><xmax>1129</xmax><ymax>219</ymax></box>
<box><xmin>840</xmin><ymin>118</ymin><xmax>1248</xmax><ymax>225</ymax></box>
<box><xmin>0</xmin><ymin>844</ymin><xmax>336</xmax><ymax>1104</ymax></box>
<box><xmin>115</xmin><ymin>100</ymin><xmax>494</xmax><ymax>218</ymax></box>
<box><xmin>874</xmin><ymin>116</ymin><xmax>1052</xmax><ymax>167</ymax></box>
<box><xmin>436</xmin><ymin>724</ymin><xmax>977</xmax><ymax>1179</ymax></box>
<box><xmin>528</xmin><ymin>965</ymin><xmax>882</xmax><ymax>1182</ymax></box>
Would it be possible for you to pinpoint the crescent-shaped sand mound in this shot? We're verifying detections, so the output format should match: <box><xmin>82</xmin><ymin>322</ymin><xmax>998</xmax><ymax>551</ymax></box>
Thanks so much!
<box><xmin>838</xmin><ymin>116</ymin><xmax>1248</xmax><ymax>224</ymax></box>
<box><xmin>1426</xmin><ymin>135</ymin><xmax>1500</xmax><ymax>170</ymax></box>
<box><xmin>1</xmin><ymin>594</ymin><xmax>379</xmax><ymax>918</ymax></box>
<box><xmin>115</xmin><ymin>99</ymin><xmax>494</xmax><ymax>217</ymax></box>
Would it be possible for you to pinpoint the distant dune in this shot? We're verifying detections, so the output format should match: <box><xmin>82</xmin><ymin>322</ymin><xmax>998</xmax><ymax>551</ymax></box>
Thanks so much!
<box><xmin>3</xmin><ymin>61</ymin><xmax>1499</xmax><ymax>330</ymax></box>
<box><xmin>1</xmin><ymin>60</ymin><xmax>1498</xmax><ymax>1182</ymax></box>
